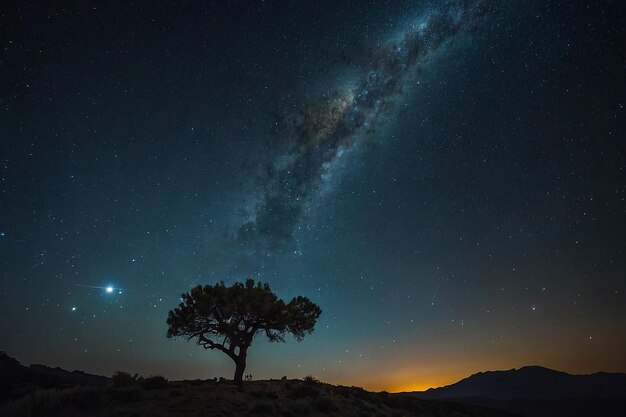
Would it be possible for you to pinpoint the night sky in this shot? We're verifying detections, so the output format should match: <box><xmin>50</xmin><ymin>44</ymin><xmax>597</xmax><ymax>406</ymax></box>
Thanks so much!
<box><xmin>1</xmin><ymin>1</ymin><xmax>624</xmax><ymax>392</ymax></box>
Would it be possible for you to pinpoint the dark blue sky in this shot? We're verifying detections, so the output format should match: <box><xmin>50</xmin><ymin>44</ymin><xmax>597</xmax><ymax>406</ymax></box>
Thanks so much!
<box><xmin>1</xmin><ymin>0</ymin><xmax>624</xmax><ymax>391</ymax></box>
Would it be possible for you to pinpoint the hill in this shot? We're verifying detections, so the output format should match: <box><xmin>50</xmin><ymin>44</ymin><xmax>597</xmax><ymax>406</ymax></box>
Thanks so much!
<box><xmin>404</xmin><ymin>366</ymin><xmax>626</xmax><ymax>417</ymax></box>
<box><xmin>0</xmin><ymin>353</ymin><xmax>515</xmax><ymax>417</ymax></box>
<box><xmin>1</xmin><ymin>377</ymin><xmax>518</xmax><ymax>417</ymax></box>
<box><xmin>0</xmin><ymin>351</ymin><xmax>109</xmax><ymax>401</ymax></box>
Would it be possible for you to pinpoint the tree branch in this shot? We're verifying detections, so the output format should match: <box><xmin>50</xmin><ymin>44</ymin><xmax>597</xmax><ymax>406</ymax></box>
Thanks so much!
<box><xmin>197</xmin><ymin>334</ymin><xmax>235</xmax><ymax>360</ymax></box>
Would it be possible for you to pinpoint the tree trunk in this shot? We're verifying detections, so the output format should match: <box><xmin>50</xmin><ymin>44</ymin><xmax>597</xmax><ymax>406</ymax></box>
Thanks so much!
<box><xmin>233</xmin><ymin>353</ymin><xmax>246</xmax><ymax>390</ymax></box>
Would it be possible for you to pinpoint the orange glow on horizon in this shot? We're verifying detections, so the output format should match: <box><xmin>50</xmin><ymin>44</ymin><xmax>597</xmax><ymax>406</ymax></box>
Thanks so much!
<box><xmin>388</xmin><ymin>382</ymin><xmax>441</xmax><ymax>393</ymax></box>
<box><xmin>347</xmin><ymin>373</ymin><xmax>462</xmax><ymax>394</ymax></box>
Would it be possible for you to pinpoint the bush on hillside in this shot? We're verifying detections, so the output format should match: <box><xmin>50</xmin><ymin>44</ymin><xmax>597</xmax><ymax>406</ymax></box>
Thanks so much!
<box><xmin>141</xmin><ymin>375</ymin><xmax>168</xmax><ymax>390</ymax></box>
<box><xmin>111</xmin><ymin>371</ymin><xmax>139</xmax><ymax>387</ymax></box>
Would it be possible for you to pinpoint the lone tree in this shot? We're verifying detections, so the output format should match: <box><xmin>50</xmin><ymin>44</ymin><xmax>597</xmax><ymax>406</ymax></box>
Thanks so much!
<box><xmin>166</xmin><ymin>279</ymin><xmax>321</xmax><ymax>388</ymax></box>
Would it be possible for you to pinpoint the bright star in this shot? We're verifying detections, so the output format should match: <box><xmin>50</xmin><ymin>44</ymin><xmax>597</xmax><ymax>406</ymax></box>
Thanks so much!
<box><xmin>72</xmin><ymin>307</ymin><xmax>76</xmax><ymax>311</ymax></box>
<box><xmin>106</xmin><ymin>286</ymin><xmax>114</xmax><ymax>293</ymax></box>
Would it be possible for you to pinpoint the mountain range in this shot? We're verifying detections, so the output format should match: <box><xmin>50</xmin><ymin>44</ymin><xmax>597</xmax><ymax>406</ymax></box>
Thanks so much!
<box><xmin>404</xmin><ymin>366</ymin><xmax>626</xmax><ymax>417</ymax></box>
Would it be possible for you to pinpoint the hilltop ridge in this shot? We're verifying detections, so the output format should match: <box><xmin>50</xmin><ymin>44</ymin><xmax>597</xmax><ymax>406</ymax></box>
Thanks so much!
<box><xmin>0</xmin><ymin>352</ymin><xmax>516</xmax><ymax>417</ymax></box>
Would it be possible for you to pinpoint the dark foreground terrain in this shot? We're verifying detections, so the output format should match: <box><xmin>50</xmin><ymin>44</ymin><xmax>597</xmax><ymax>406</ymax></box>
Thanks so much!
<box><xmin>1</xmin><ymin>351</ymin><xmax>518</xmax><ymax>417</ymax></box>
<box><xmin>0</xmin><ymin>378</ymin><xmax>519</xmax><ymax>417</ymax></box>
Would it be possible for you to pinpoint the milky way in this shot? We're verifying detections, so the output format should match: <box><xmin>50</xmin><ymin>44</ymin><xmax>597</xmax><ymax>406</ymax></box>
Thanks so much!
<box><xmin>235</xmin><ymin>0</ymin><xmax>493</xmax><ymax>256</ymax></box>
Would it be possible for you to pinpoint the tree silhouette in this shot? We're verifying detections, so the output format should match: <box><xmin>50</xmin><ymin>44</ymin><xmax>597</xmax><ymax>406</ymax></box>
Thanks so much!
<box><xmin>166</xmin><ymin>279</ymin><xmax>322</xmax><ymax>388</ymax></box>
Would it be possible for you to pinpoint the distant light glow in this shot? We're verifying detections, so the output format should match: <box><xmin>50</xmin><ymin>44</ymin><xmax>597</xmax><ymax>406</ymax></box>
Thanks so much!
<box><xmin>106</xmin><ymin>286</ymin><xmax>114</xmax><ymax>293</ymax></box>
<box><xmin>71</xmin><ymin>307</ymin><xmax>76</xmax><ymax>311</ymax></box>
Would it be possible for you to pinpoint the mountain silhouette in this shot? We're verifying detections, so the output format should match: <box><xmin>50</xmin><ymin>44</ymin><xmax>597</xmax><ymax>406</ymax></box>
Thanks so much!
<box><xmin>408</xmin><ymin>366</ymin><xmax>626</xmax><ymax>400</ymax></box>
<box><xmin>0</xmin><ymin>351</ymin><xmax>109</xmax><ymax>401</ymax></box>
<box><xmin>405</xmin><ymin>366</ymin><xmax>626</xmax><ymax>417</ymax></box>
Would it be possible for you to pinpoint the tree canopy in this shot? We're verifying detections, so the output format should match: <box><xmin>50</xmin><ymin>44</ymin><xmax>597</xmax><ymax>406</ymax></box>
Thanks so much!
<box><xmin>166</xmin><ymin>279</ymin><xmax>321</xmax><ymax>387</ymax></box>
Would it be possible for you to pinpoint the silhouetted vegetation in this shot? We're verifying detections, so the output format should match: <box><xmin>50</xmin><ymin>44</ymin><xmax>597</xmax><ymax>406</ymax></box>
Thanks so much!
<box><xmin>111</xmin><ymin>370</ymin><xmax>139</xmax><ymax>387</ymax></box>
<box><xmin>166</xmin><ymin>279</ymin><xmax>321</xmax><ymax>388</ymax></box>
<box><xmin>141</xmin><ymin>375</ymin><xmax>169</xmax><ymax>390</ymax></box>
<box><xmin>303</xmin><ymin>375</ymin><xmax>319</xmax><ymax>384</ymax></box>
<box><xmin>111</xmin><ymin>371</ymin><xmax>169</xmax><ymax>390</ymax></box>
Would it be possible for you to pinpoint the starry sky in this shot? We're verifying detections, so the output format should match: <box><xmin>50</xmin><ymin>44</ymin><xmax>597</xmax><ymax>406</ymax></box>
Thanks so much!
<box><xmin>1</xmin><ymin>0</ymin><xmax>624</xmax><ymax>392</ymax></box>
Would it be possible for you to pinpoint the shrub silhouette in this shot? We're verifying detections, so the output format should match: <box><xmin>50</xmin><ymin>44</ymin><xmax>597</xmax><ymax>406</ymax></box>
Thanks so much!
<box><xmin>303</xmin><ymin>375</ymin><xmax>319</xmax><ymax>384</ymax></box>
<box><xmin>111</xmin><ymin>371</ymin><xmax>138</xmax><ymax>387</ymax></box>
<box><xmin>141</xmin><ymin>375</ymin><xmax>168</xmax><ymax>390</ymax></box>
<box><xmin>167</xmin><ymin>279</ymin><xmax>321</xmax><ymax>388</ymax></box>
